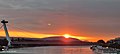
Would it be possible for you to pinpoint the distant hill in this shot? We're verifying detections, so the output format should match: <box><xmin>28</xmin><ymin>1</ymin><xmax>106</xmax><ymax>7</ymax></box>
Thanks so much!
<box><xmin>0</xmin><ymin>36</ymin><xmax>93</xmax><ymax>47</ymax></box>
<box><xmin>41</xmin><ymin>36</ymin><xmax>82</xmax><ymax>42</ymax></box>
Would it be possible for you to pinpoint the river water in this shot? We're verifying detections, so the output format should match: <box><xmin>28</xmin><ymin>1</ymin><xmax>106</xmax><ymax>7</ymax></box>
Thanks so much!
<box><xmin>0</xmin><ymin>46</ymin><xmax>94</xmax><ymax>54</ymax></box>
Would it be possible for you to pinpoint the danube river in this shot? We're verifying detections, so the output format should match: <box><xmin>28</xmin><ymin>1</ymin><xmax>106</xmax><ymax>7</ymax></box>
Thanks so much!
<box><xmin>0</xmin><ymin>46</ymin><xmax>94</xmax><ymax>54</ymax></box>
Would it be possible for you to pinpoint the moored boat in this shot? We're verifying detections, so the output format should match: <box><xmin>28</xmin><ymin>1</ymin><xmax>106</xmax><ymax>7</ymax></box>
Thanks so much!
<box><xmin>90</xmin><ymin>45</ymin><xmax>120</xmax><ymax>54</ymax></box>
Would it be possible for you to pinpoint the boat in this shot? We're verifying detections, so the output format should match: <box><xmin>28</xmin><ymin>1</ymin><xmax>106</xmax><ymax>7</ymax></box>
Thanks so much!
<box><xmin>90</xmin><ymin>45</ymin><xmax>120</xmax><ymax>54</ymax></box>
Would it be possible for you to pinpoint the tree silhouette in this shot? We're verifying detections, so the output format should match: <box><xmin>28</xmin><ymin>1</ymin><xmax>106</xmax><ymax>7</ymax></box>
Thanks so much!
<box><xmin>97</xmin><ymin>40</ymin><xmax>105</xmax><ymax>44</ymax></box>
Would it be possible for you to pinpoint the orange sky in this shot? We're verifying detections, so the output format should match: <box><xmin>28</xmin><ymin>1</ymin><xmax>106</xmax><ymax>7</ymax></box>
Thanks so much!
<box><xmin>0</xmin><ymin>0</ymin><xmax>119</xmax><ymax>42</ymax></box>
<box><xmin>0</xmin><ymin>30</ymin><xmax>113</xmax><ymax>42</ymax></box>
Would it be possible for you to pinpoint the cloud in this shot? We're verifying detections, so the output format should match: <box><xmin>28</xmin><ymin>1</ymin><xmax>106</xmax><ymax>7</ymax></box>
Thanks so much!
<box><xmin>0</xmin><ymin>0</ymin><xmax>120</xmax><ymax>39</ymax></box>
<box><xmin>0</xmin><ymin>0</ymin><xmax>71</xmax><ymax>9</ymax></box>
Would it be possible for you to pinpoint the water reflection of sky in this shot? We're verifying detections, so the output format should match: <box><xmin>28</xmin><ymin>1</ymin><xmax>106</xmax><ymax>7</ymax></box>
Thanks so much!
<box><xmin>0</xmin><ymin>46</ymin><xmax>94</xmax><ymax>54</ymax></box>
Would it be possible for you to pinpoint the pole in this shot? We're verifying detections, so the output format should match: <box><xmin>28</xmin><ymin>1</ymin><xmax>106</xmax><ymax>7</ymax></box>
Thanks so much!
<box><xmin>1</xmin><ymin>20</ymin><xmax>11</xmax><ymax>47</ymax></box>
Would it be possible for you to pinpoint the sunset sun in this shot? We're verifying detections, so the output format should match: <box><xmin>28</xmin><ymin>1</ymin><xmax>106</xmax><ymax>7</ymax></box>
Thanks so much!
<box><xmin>63</xmin><ymin>34</ymin><xmax>71</xmax><ymax>38</ymax></box>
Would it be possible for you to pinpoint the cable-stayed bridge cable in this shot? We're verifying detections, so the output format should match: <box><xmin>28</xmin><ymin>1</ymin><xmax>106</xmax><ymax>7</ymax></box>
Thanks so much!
<box><xmin>0</xmin><ymin>25</ymin><xmax>3</xmax><ymax>30</ymax></box>
<box><xmin>8</xmin><ymin>24</ymin><xmax>34</xmax><ymax>37</ymax></box>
